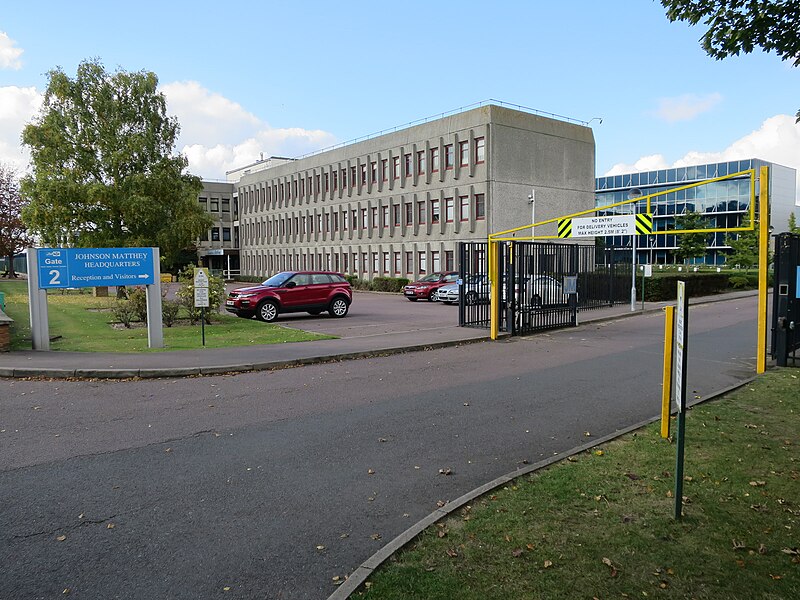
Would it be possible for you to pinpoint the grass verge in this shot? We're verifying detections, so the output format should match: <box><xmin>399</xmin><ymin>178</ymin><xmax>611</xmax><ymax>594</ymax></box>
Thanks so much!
<box><xmin>0</xmin><ymin>280</ymin><xmax>333</xmax><ymax>352</ymax></box>
<box><xmin>357</xmin><ymin>369</ymin><xmax>800</xmax><ymax>599</ymax></box>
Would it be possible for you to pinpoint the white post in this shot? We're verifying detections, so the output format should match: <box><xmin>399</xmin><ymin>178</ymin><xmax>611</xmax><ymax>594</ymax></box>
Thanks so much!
<box><xmin>630</xmin><ymin>231</ymin><xmax>637</xmax><ymax>311</ymax></box>
<box><xmin>528</xmin><ymin>189</ymin><xmax>536</xmax><ymax>238</ymax></box>
<box><xmin>26</xmin><ymin>248</ymin><xmax>50</xmax><ymax>350</ymax></box>
<box><xmin>145</xmin><ymin>247</ymin><xmax>164</xmax><ymax>348</ymax></box>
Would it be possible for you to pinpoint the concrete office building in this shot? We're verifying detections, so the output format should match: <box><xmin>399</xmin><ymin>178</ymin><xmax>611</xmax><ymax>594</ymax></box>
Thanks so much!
<box><xmin>222</xmin><ymin>104</ymin><xmax>595</xmax><ymax>281</ymax></box>
<box><xmin>196</xmin><ymin>180</ymin><xmax>239</xmax><ymax>274</ymax></box>
<box><xmin>595</xmin><ymin>159</ymin><xmax>797</xmax><ymax>265</ymax></box>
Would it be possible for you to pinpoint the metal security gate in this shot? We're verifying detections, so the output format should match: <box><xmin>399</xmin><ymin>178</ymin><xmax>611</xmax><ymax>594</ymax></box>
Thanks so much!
<box><xmin>459</xmin><ymin>241</ymin><xmax>631</xmax><ymax>335</ymax></box>
<box><xmin>771</xmin><ymin>232</ymin><xmax>800</xmax><ymax>366</ymax></box>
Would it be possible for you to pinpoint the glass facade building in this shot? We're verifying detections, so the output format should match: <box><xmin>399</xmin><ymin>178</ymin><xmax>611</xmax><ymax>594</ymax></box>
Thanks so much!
<box><xmin>595</xmin><ymin>159</ymin><xmax>797</xmax><ymax>265</ymax></box>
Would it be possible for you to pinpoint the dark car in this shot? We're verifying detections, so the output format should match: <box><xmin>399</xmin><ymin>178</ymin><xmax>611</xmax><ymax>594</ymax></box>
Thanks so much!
<box><xmin>403</xmin><ymin>272</ymin><xmax>459</xmax><ymax>301</ymax></box>
<box><xmin>225</xmin><ymin>271</ymin><xmax>352</xmax><ymax>322</ymax></box>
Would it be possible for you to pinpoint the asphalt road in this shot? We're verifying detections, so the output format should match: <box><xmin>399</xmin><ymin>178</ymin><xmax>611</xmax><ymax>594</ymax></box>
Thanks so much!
<box><xmin>0</xmin><ymin>296</ymin><xmax>758</xmax><ymax>599</ymax></box>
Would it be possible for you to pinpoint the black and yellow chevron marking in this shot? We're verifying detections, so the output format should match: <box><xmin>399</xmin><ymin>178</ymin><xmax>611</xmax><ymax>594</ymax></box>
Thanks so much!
<box><xmin>558</xmin><ymin>218</ymin><xmax>572</xmax><ymax>238</ymax></box>
<box><xmin>636</xmin><ymin>212</ymin><xmax>653</xmax><ymax>235</ymax></box>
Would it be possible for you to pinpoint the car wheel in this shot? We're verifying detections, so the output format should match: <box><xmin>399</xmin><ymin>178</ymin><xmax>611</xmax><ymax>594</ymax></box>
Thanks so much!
<box><xmin>426</xmin><ymin>292</ymin><xmax>436</xmax><ymax>302</ymax></box>
<box><xmin>329</xmin><ymin>296</ymin><xmax>349</xmax><ymax>318</ymax></box>
<box><xmin>256</xmin><ymin>300</ymin><xmax>279</xmax><ymax>322</ymax></box>
<box><xmin>465</xmin><ymin>291</ymin><xmax>478</xmax><ymax>306</ymax></box>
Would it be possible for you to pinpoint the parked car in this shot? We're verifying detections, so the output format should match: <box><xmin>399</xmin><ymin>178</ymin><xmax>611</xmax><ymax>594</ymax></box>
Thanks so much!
<box><xmin>522</xmin><ymin>275</ymin><xmax>569</xmax><ymax>307</ymax></box>
<box><xmin>403</xmin><ymin>272</ymin><xmax>459</xmax><ymax>301</ymax></box>
<box><xmin>225</xmin><ymin>271</ymin><xmax>352</xmax><ymax>322</ymax></box>
<box><xmin>436</xmin><ymin>274</ymin><xmax>489</xmax><ymax>305</ymax></box>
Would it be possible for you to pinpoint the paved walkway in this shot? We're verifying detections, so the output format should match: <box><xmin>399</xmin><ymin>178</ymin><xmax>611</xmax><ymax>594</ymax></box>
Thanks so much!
<box><xmin>0</xmin><ymin>290</ymin><xmax>758</xmax><ymax>379</ymax></box>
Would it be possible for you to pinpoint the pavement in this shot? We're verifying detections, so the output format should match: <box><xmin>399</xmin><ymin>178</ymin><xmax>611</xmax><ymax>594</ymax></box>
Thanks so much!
<box><xmin>0</xmin><ymin>288</ymin><xmax>760</xmax><ymax>379</ymax></box>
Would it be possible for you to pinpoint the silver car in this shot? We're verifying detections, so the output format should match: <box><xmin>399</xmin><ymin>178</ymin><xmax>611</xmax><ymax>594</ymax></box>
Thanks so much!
<box><xmin>436</xmin><ymin>274</ymin><xmax>489</xmax><ymax>305</ymax></box>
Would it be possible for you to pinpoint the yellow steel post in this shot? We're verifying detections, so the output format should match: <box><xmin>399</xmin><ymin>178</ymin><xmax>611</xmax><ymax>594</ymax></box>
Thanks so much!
<box><xmin>489</xmin><ymin>240</ymin><xmax>499</xmax><ymax>340</ymax></box>
<box><xmin>757</xmin><ymin>166</ymin><xmax>769</xmax><ymax>374</ymax></box>
<box><xmin>661</xmin><ymin>306</ymin><xmax>675</xmax><ymax>438</ymax></box>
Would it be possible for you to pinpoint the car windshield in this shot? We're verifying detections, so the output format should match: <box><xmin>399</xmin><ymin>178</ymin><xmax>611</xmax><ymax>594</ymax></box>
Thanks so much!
<box><xmin>418</xmin><ymin>274</ymin><xmax>441</xmax><ymax>283</ymax></box>
<box><xmin>261</xmin><ymin>272</ymin><xmax>295</xmax><ymax>287</ymax></box>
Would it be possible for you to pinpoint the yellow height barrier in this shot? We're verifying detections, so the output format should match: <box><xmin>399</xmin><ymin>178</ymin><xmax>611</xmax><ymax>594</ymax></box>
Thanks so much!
<box><xmin>757</xmin><ymin>166</ymin><xmax>770</xmax><ymax>374</ymax></box>
<box><xmin>661</xmin><ymin>306</ymin><xmax>675</xmax><ymax>438</ymax></box>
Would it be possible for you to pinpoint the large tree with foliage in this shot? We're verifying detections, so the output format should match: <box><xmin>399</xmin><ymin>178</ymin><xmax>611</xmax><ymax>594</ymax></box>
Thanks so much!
<box><xmin>0</xmin><ymin>163</ymin><xmax>33</xmax><ymax>278</ymax></box>
<box><xmin>661</xmin><ymin>0</ymin><xmax>800</xmax><ymax>120</ymax></box>
<box><xmin>674</xmin><ymin>211</ymin><xmax>710</xmax><ymax>263</ymax></box>
<box><xmin>21</xmin><ymin>58</ymin><xmax>211</xmax><ymax>264</ymax></box>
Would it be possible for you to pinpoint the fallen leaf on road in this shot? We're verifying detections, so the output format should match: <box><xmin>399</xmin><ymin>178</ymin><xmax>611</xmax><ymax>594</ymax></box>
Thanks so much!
<box><xmin>56</xmin><ymin>535</ymin><xmax>66</xmax><ymax>542</ymax></box>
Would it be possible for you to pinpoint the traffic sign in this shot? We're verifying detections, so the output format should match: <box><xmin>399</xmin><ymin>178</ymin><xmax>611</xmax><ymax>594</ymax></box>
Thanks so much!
<box><xmin>37</xmin><ymin>248</ymin><xmax>155</xmax><ymax>289</ymax></box>
<box><xmin>558</xmin><ymin>213</ymin><xmax>653</xmax><ymax>238</ymax></box>
<box><xmin>194</xmin><ymin>267</ymin><xmax>210</xmax><ymax>289</ymax></box>
<box><xmin>194</xmin><ymin>286</ymin><xmax>210</xmax><ymax>308</ymax></box>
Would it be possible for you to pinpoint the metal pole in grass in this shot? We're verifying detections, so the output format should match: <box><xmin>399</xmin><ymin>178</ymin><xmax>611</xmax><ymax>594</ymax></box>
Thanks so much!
<box><xmin>673</xmin><ymin>281</ymin><xmax>689</xmax><ymax>519</ymax></box>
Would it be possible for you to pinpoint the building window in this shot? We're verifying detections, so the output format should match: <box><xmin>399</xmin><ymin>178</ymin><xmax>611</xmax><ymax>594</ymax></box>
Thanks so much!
<box><xmin>361</xmin><ymin>164</ymin><xmax>367</xmax><ymax>185</ymax></box>
<box><xmin>353</xmin><ymin>252</ymin><xmax>359</xmax><ymax>273</ymax></box>
<box><xmin>324</xmin><ymin>173</ymin><xmax>329</xmax><ymax>192</ymax></box>
<box><xmin>200</xmin><ymin>229</ymin><xmax>208</xmax><ymax>242</ymax></box>
<box><xmin>393</xmin><ymin>252</ymin><xmax>401</xmax><ymax>274</ymax></box>
<box><xmin>211</xmin><ymin>227</ymin><xmax>220</xmax><ymax>241</ymax></box>
<box><xmin>416</xmin><ymin>151</ymin><xmax>426</xmax><ymax>175</ymax></box>
<box><xmin>222</xmin><ymin>198</ymin><xmax>230</xmax><ymax>212</ymax></box>
<box><xmin>381</xmin><ymin>159</ymin><xmax>388</xmax><ymax>181</ymax></box>
<box><xmin>475</xmin><ymin>137</ymin><xmax>485</xmax><ymax>164</ymax></box>
<box><xmin>382</xmin><ymin>252</ymin><xmax>390</xmax><ymax>274</ymax></box>
<box><xmin>392</xmin><ymin>157</ymin><xmax>400</xmax><ymax>180</ymax></box>
<box><xmin>459</xmin><ymin>195</ymin><xmax>470</xmax><ymax>221</ymax></box>
<box><xmin>352</xmin><ymin>208</ymin><xmax>358</xmax><ymax>229</ymax></box>
<box><xmin>445</xmin><ymin>197</ymin><xmax>455</xmax><ymax>223</ymax></box>
<box><xmin>332</xmin><ymin>171</ymin><xmax>338</xmax><ymax>191</ymax></box>
<box><xmin>350</xmin><ymin>166</ymin><xmax>357</xmax><ymax>187</ymax></box>
<box><xmin>199</xmin><ymin>197</ymin><xmax>208</xmax><ymax>211</ymax></box>
<box><xmin>430</xmin><ymin>147</ymin><xmax>440</xmax><ymax>172</ymax></box>
<box><xmin>405</xmin><ymin>251</ymin><xmax>414</xmax><ymax>274</ymax></box>
<box><xmin>418</xmin><ymin>251</ymin><xmax>427</xmax><ymax>274</ymax></box>
<box><xmin>392</xmin><ymin>204</ymin><xmax>401</xmax><ymax>226</ymax></box>
<box><xmin>417</xmin><ymin>200</ymin><xmax>427</xmax><ymax>224</ymax></box>
<box><xmin>382</xmin><ymin>205</ymin><xmax>389</xmax><ymax>227</ymax></box>
<box><xmin>362</xmin><ymin>252</ymin><xmax>369</xmax><ymax>272</ymax></box>
<box><xmin>404</xmin><ymin>153</ymin><xmax>412</xmax><ymax>177</ymax></box>
<box><xmin>444</xmin><ymin>144</ymin><xmax>454</xmax><ymax>169</ymax></box>
<box><xmin>371</xmin><ymin>161</ymin><xmax>378</xmax><ymax>183</ymax></box>
<box><xmin>459</xmin><ymin>141</ymin><xmax>469</xmax><ymax>167</ymax></box>
<box><xmin>372</xmin><ymin>252</ymin><xmax>379</xmax><ymax>273</ymax></box>
<box><xmin>475</xmin><ymin>193</ymin><xmax>486</xmax><ymax>220</ymax></box>
<box><xmin>445</xmin><ymin>250</ymin><xmax>454</xmax><ymax>271</ymax></box>
<box><xmin>431</xmin><ymin>251</ymin><xmax>440</xmax><ymax>273</ymax></box>
<box><xmin>210</xmin><ymin>198</ymin><xmax>219</xmax><ymax>212</ymax></box>
<box><xmin>431</xmin><ymin>199</ymin><xmax>440</xmax><ymax>224</ymax></box>
<box><xmin>223</xmin><ymin>227</ymin><xmax>231</xmax><ymax>242</ymax></box>
<box><xmin>361</xmin><ymin>208</ymin><xmax>368</xmax><ymax>229</ymax></box>
<box><xmin>405</xmin><ymin>203</ymin><xmax>413</xmax><ymax>226</ymax></box>
<box><xmin>371</xmin><ymin>206</ymin><xmax>378</xmax><ymax>228</ymax></box>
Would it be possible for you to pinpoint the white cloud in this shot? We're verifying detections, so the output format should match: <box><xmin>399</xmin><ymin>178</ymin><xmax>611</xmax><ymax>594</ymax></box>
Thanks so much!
<box><xmin>0</xmin><ymin>32</ymin><xmax>23</xmax><ymax>70</ymax></box>
<box><xmin>162</xmin><ymin>81</ymin><xmax>337</xmax><ymax>178</ymax></box>
<box><xmin>652</xmin><ymin>93</ymin><xmax>723</xmax><ymax>122</ymax></box>
<box><xmin>0</xmin><ymin>85</ymin><xmax>42</xmax><ymax>171</ymax></box>
<box><xmin>604</xmin><ymin>114</ymin><xmax>800</xmax><ymax>201</ymax></box>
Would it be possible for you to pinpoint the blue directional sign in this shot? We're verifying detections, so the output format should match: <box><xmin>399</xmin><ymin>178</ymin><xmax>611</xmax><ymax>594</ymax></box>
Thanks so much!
<box><xmin>37</xmin><ymin>248</ymin><xmax>155</xmax><ymax>289</ymax></box>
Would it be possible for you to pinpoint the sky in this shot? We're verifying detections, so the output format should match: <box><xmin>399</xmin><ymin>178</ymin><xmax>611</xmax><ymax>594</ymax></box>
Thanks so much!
<box><xmin>2</xmin><ymin>1</ymin><xmax>799</xmax><ymax>200</ymax></box>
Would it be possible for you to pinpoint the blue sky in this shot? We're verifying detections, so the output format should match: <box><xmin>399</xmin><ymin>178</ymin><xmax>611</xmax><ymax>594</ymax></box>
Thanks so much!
<box><xmin>1</xmin><ymin>0</ymin><xmax>798</xmax><ymax>195</ymax></box>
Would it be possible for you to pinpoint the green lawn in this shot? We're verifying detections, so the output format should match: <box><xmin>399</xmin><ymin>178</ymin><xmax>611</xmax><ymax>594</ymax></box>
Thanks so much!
<box><xmin>357</xmin><ymin>370</ymin><xmax>800</xmax><ymax>599</ymax></box>
<box><xmin>0</xmin><ymin>279</ymin><xmax>333</xmax><ymax>352</ymax></box>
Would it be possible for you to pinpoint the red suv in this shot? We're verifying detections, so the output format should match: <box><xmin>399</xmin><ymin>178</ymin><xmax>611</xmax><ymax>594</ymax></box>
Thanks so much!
<box><xmin>403</xmin><ymin>272</ymin><xmax>459</xmax><ymax>301</ymax></box>
<box><xmin>225</xmin><ymin>271</ymin><xmax>352</xmax><ymax>322</ymax></box>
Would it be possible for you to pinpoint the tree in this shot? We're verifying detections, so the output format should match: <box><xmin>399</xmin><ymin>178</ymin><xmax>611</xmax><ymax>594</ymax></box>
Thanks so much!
<box><xmin>674</xmin><ymin>211</ymin><xmax>710</xmax><ymax>263</ymax></box>
<box><xmin>661</xmin><ymin>0</ymin><xmax>800</xmax><ymax>121</ymax></box>
<box><xmin>0</xmin><ymin>163</ymin><xmax>33</xmax><ymax>278</ymax></box>
<box><xmin>789</xmin><ymin>211</ymin><xmax>799</xmax><ymax>233</ymax></box>
<box><xmin>21</xmin><ymin>58</ymin><xmax>211</xmax><ymax>264</ymax></box>
<box><xmin>725</xmin><ymin>214</ymin><xmax>760</xmax><ymax>271</ymax></box>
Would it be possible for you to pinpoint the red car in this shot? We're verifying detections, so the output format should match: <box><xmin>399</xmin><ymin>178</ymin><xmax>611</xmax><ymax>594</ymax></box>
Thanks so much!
<box><xmin>225</xmin><ymin>271</ymin><xmax>352</xmax><ymax>322</ymax></box>
<box><xmin>403</xmin><ymin>272</ymin><xmax>459</xmax><ymax>301</ymax></box>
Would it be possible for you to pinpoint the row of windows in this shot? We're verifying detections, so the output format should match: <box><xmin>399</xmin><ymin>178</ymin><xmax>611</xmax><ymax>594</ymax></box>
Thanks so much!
<box><xmin>240</xmin><ymin>194</ymin><xmax>486</xmax><ymax>247</ymax></box>
<box><xmin>596</xmin><ymin>160</ymin><xmax>755</xmax><ymax>191</ymax></box>
<box><xmin>237</xmin><ymin>137</ymin><xmax>486</xmax><ymax>214</ymax></box>
<box><xmin>242</xmin><ymin>248</ymin><xmax>458</xmax><ymax>277</ymax></box>
<box><xmin>200</xmin><ymin>227</ymin><xmax>235</xmax><ymax>243</ymax></box>
<box><xmin>199</xmin><ymin>197</ymin><xmax>234</xmax><ymax>213</ymax></box>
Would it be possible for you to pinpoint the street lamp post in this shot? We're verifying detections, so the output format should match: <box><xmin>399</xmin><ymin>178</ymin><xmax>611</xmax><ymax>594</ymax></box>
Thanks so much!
<box><xmin>528</xmin><ymin>189</ymin><xmax>535</xmax><ymax>238</ymax></box>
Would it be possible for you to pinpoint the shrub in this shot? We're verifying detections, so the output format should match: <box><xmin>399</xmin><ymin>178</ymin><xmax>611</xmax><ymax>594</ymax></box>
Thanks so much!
<box><xmin>161</xmin><ymin>299</ymin><xmax>181</xmax><ymax>327</ymax></box>
<box><xmin>127</xmin><ymin>287</ymin><xmax>148</xmax><ymax>322</ymax></box>
<box><xmin>175</xmin><ymin>266</ymin><xmax>227</xmax><ymax>324</ymax></box>
<box><xmin>111</xmin><ymin>300</ymin><xmax>137</xmax><ymax>328</ymax></box>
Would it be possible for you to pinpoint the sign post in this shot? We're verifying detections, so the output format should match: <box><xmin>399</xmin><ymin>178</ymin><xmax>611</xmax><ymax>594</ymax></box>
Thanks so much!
<box><xmin>673</xmin><ymin>281</ymin><xmax>689</xmax><ymax>519</ymax></box>
<box><xmin>194</xmin><ymin>268</ymin><xmax>210</xmax><ymax>346</ymax></box>
<box><xmin>28</xmin><ymin>247</ymin><xmax>162</xmax><ymax>350</ymax></box>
